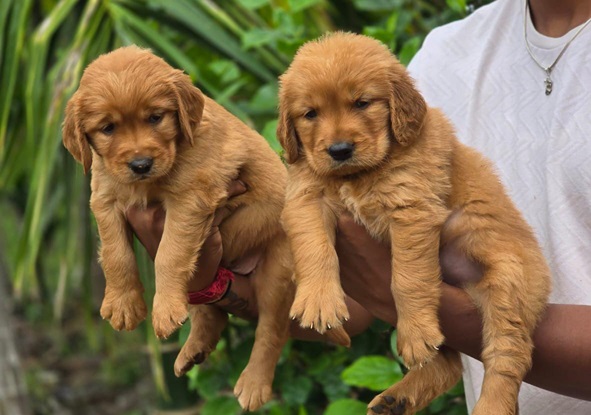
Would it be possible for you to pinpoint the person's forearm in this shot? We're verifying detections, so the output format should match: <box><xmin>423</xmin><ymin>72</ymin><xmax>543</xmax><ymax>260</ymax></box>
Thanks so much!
<box><xmin>437</xmin><ymin>285</ymin><xmax>591</xmax><ymax>401</ymax></box>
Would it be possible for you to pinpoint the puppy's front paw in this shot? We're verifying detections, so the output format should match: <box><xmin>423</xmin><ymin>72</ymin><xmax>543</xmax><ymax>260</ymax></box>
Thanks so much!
<box><xmin>100</xmin><ymin>288</ymin><xmax>147</xmax><ymax>331</ymax></box>
<box><xmin>152</xmin><ymin>294</ymin><xmax>188</xmax><ymax>339</ymax></box>
<box><xmin>234</xmin><ymin>367</ymin><xmax>273</xmax><ymax>412</ymax></box>
<box><xmin>368</xmin><ymin>393</ymin><xmax>412</xmax><ymax>415</ymax></box>
<box><xmin>290</xmin><ymin>283</ymin><xmax>349</xmax><ymax>334</ymax></box>
<box><xmin>396</xmin><ymin>322</ymin><xmax>443</xmax><ymax>368</ymax></box>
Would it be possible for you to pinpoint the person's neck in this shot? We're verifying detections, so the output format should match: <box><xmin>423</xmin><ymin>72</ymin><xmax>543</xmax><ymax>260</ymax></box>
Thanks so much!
<box><xmin>528</xmin><ymin>0</ymin><xmax>591</xmax><ymax>37</ymax></box>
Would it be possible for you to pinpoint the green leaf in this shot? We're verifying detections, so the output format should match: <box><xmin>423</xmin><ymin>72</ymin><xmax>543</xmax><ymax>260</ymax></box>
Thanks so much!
<box><xmin>281</xmin><ymin>375</ymin><xmax>313</xmax><ymax>405</ymax></box>
<box><xmin>288</xmin><ymin>0</ymin><xmax>321</xmax><ymax>13</ymax></box>
<box><xmin>237</xmin><ymin>0</ymin><xmax>270</xmax><ymax>10</ymax></box>
<box><xmin>342</xmin><ymin>356</ymin><xmax>403</xmax><ymax>391</ymax></box>
<box><xmin>242</xmin><ymin>28</ymin><xmax>280</xmax><ymax>49</ymax></box>
<box><xmin>249</xmin><ymin>82</ymin><xmax>278</xmax><ymax>113</ymax></box>
<box><xmin>208</xmin><ymin>60</ymin><xmax>242</xmax><ymax>84</ymax></box>
<box><xmin>316</xmin><ymin>367</ymin><xmax>350</xmax><ymax>401</ymax></box>
<box><xmin>389</xmin><ymin>329</ymin><xmax>400</xmax><ymax>359</ymax></box>
<box><xmin>398</xmin><ymin>36</ymin><xmax>422</xmax><ymax>66</ymax></box>
<box><xmin>195</xmin><ymin>366</ymin><xmax>229</xmax><ymax>399</ymax></box>
<box><xmin>261</xmin><ymin>119</ymin><xmax>281</xmax><ymax>152</ymax></box>
<box><xmin>324</xmin><ymin>399</ymin><xmax>368</xmax><ymax>415</ymax></box>
<box><xmin>201</xmin><ymin>396</ymin><xmax>241</xmax><ymax>415</ymax></box>
<box><xmin>446</xmin><ymin>0</ymin><xmax>466</xmax><ymax>15</ymax></box>
<box><xmin>352</xmin><ymin>0</ymin><xmax>401</xmax><ymax>12</ymax></box>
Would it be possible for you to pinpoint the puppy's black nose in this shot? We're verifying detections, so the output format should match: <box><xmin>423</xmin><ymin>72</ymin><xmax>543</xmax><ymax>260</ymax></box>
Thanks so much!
<box><xmin>128</xmin><ymin>157</ymin><xmax>153</xmax><ymax>174</ymax></box>
<box><xmin>328</xmin><ymin>142</ymin><xmax>355</xmax><ymax>161</ymax></box>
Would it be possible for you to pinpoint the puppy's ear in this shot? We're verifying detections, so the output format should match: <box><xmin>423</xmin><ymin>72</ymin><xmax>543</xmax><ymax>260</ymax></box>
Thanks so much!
<box><xmin>277</xmin><ymin>94</ymin><xmax>300</xmax><ymax>164</ymax></box>
<box><xmin>62</xmin><ymin>92</ymin><xmax>92</xmax><ymax>174</ymax></box>
<box><xmin>389</xmin><ymin>66</ymin><xmax>427</xmax><ymax>146</ymax></box>
<box><xmin>171</xmin><ymin>71</ymin><xmax>205</xmax><ymax>146</ymax></box>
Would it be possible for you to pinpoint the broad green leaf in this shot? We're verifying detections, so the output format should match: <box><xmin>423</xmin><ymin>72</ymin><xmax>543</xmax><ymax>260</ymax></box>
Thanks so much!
<box><xmin>208</xmin><ymin>60</ymin><xmax>242</xmax><ymax>84</ymax></box>
<box><xmin>249</xmin><ymin>82</ymin><xmax>279</xmax><ymax>113</ymax></box>
<box><xmin>201</xmin><ymin>396</ymin><xmax>241</xmax><ymax>415</ymax></box>
<box><xmin>242</xmin><ymin>28</ymin><xmax>280</xmax><ymax>49</ymax></box>
<box><xmin>324</xmin><ymin>398</ymin><xmax>368</xmax><ymax>415</ymax></box>
<box><xmin>398</xmin><ymin>36</ymin><xmax>422</xmax><ymax>66</ymax></box>
<box><xmin>261</xmin><ymin>119</ymin><xmax>281</xmax><ymax>152</ymax></box>
<box><xmin>342</xmin><ymin>355</ymin><xmax>403</xmax><ymax>391</ymax></box>
<box><xmin>447</xmin><ymin>0</ymin><xmax>467</xmax><ymax>15</ymax></box>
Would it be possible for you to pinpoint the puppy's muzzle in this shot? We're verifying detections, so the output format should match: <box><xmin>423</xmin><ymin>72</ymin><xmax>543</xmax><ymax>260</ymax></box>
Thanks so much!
<box><xmin>128</xmin><ymin>157</ymin><xmax>153</xmax><ymax>175</ymax></box>
<box><xmin>327</xmin><ymin>142</ymin><xmax>355</xmax><ymax>161</ymax></box>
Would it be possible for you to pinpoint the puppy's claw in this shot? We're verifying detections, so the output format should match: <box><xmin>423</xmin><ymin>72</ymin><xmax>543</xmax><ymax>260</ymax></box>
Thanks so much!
<box><xmin>327</xmin><ymin>323</ymin><xmax>331</xmax><ymax>330</ymax></box>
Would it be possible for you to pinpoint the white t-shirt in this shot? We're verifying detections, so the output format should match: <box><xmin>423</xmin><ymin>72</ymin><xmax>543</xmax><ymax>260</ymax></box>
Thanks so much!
<box><xmin>408</xmin><ymin>0</ymin><xmax>591</xmax><ymax>413</ymax></box>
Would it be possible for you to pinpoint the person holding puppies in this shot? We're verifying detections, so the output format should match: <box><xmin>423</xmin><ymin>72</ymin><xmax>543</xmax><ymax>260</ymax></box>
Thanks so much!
<box><xmin>129</xmin><ymin>0</ymin><xmax>591</xmax><ymax>413</ymax></box>
<box><xmin>395</xmin><ymin>0</ymin><xmax>591</xmax><ymax>413</ymax></box>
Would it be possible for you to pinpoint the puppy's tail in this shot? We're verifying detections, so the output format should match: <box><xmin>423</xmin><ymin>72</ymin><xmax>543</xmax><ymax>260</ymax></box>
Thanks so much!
<box><xmin>325</xmin><ymin>326</ymin><xmax>351</xmax><ymax>348</ymax></box>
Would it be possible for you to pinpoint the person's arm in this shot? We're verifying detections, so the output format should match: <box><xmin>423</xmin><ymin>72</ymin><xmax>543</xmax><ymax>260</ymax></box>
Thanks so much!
<box><xmin>336</xmin><ymin>214</ymin><xmax>591</xmax><ymax>401</ymax></box>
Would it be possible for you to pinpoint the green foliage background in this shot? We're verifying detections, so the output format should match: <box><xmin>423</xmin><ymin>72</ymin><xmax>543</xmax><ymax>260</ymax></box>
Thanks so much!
<box><xmin>0</xmin><ymin>0</ymin><xmax>490</xmax><ymax>414</ymax></box>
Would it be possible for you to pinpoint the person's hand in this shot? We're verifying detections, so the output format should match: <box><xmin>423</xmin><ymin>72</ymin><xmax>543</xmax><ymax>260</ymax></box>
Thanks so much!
<box><xmin>126</xmin><ymin>180</ymin><xmax>248</xmax><ymax>292</ymax></box>
<box><xmin>335</xmin><ymin>213</ymin><xmax>484</xmax><ymax>326</ymax></box>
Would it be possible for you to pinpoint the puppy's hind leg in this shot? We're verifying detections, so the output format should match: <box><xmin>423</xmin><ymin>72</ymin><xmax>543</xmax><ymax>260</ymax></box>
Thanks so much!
<box><xmin>467</xmin><ymin>266</ymin><xmax>535</xmax><ymax>415</ymax></box>
<box><xmin>367</xmin><ymin>347</ymin><xmax>462</xmax><ymax>415</ymax></box>
<box><xmin>174</xmin><ymin>305</ymin><xmax>228</xmax><ymax>377</ymax></box>
<box><xmin>234</xmin><ymin>239</ymin><xmax>293</xmax><ymax>412</ymax></box>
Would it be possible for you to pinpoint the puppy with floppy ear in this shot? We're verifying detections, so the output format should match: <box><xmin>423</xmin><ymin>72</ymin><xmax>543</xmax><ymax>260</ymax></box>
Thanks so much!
<box><xmin>62</xmin><ymin>46</ymin><xmax>351</xmax><ymax>411</ymax></box>
<box><xmin>279</xmin><ymin>32</ymin><xmax>550</xmax><ymax>415</ymax></box>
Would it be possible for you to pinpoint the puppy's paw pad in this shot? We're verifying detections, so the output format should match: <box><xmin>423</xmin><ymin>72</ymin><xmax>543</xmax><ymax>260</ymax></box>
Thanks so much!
<box><xmin>100</xmin><ymin>288</ymin><xmax>147</xmax><ymax>331</ymax></box>
<box><xmin>234</xmin><ymin>370</ymin><xmax>273</xmax><ymax>412</ymax></box>
<box><xmin>290</xmin><ymin>286</ymin><xmax>349</xmax><ymax>334</ymax></box>
<box><xmin>367</xmin><ymin>395</ymin><xmax>409</xmax><ymax>415</ymax></box>
<box><xmin>396</xmin><ymin>325</ymin><xmax>444</xmax><ymax>368</ymax></box>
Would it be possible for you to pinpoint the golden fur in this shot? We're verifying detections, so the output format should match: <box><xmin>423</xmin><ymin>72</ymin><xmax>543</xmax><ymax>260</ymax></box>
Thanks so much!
<box><xmin>62</xmin><ymin>46</ymin><xmax>348</xmax><ymax>411</ymax></box>
<box><xmin>278</xmin><ymin>32</ymin><xmax>551</xmax><ymax>415</ymax></box>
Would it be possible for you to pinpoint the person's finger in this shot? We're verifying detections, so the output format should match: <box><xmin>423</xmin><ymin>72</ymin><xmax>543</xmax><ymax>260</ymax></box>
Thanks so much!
<box><xmin>228</xmin><ymin>179</ymin><xmax>247</xmax><ymax>198</ymax></box>
<box><xmin>212</xmin><ymin>206</ymin><xmax>232</xmax><ymax>227</ymax></box>
<box><xmin>127</xmin><ymin>204</ymin><xmax>166</xmax><ymax>259</ymax></box>
<box><xmin>187</xmin><ymin>227</ymin><xmax>223</xmax><ymax>292</ymax></box>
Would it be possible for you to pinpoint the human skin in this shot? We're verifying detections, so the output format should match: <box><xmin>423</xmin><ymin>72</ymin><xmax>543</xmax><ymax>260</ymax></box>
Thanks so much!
<box><xmin>528</xmin><ymin>0</ymin><xmax>591</xmax><ymax>37</ymax></box>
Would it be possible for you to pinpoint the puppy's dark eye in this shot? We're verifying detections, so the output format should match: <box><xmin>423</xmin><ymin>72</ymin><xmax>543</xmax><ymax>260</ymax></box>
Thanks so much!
<box><xmin>304</xmin><ymin>109</ymin><xmax>317</xmax><ymax>120</ymax></box>
<box><xmin>148</xmin><ymin>114</ymin><xmax>163</xmax><ymax>124</ymax></box>
<box><xmin>354</xmin><ymin>100</ymin><xmax>370</xmax><ymax>109</ymax></box>
<box><xmin>102</xmin><ymin>123</ymin><xmax>115</xmax><ymax>135</ymax></box>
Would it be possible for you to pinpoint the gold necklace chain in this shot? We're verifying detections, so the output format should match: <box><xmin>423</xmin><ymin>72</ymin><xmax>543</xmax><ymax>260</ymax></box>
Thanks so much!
<box><xmin>524</xmin><ymin>0</ymin><xmax>591</xmax><ymax>95</ymax></box>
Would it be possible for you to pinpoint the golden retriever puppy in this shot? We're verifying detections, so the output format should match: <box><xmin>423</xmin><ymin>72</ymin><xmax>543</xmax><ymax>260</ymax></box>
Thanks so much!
<box><xmin>62</xmin><ymin>46</ymin><xmax>350</xmax><ymax>411</ymax></box>
<box><xmin>278</xmin><ymin>32</ymin><xmax>551</xmax><ymax>415</ymax></box>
